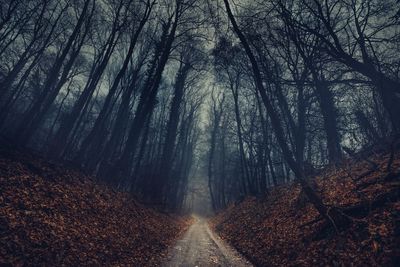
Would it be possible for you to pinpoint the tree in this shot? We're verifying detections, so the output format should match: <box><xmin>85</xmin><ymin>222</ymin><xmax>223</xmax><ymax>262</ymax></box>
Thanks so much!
<box><xmin>15</xmin><ymin>0</ymin><xmax>95</xmax><ymax>145</ymax></box>
<box><xmin>222</xmin><ymin>0</ymin><xmax>349</xmax><ymax>227</ymax></box>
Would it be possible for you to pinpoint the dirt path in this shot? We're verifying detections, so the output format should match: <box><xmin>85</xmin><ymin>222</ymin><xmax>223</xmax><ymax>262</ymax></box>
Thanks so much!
<box><xmin>164</xmin><ymin>215</ymin><xmax>253</xmax><ymax>267</ymax></box>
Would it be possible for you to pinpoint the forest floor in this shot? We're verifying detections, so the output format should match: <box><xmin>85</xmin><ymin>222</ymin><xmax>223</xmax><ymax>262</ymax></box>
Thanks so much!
<box><xmin>0</xmin><ymin>144</ymin><xmax>191</xmax><ymax>266</ymax></box>
<box><xmin>211</xmin><ymin>146</ymin><xmax>400</xmax><ymax>266</ymax></box>
<box><xmin>164</xmin><ymin>215</ymin><xmax>252</xmax><ymax>267</ymax></box>
<box><xmin>1</xmin><ymin>141</ymin><xmax>400</xmax><ymax>266</ymax></box>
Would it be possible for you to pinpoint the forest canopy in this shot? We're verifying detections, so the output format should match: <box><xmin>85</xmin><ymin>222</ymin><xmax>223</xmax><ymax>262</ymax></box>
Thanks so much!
<box><xmin>0</xmin><ymin>0</ymin><xmax>399</xmax><ymax>212</ymax></box>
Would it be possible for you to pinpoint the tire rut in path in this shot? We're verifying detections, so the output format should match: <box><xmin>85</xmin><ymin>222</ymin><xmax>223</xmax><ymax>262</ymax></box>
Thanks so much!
<box><xmin>164</xmin><ymin>215</ymin><xmax>253</xmax><ymax>267</ymax></box>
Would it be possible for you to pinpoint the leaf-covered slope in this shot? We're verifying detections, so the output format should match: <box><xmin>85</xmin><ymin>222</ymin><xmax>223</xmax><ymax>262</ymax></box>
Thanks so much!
<box><xmin>211</xmin><ymin>150</ymin><xmax>400</xmax><ymax>266</ymax></box>
<box><xmin>0</xmin><ymin>147</ymin><xmax>190</xmax><ymax>266</ymax></box>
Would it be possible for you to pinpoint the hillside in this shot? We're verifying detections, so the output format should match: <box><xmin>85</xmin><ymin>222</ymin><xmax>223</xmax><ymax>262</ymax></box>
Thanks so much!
<box><xmin>0</xmin><ymin>146</ymin><xmax>190</xmax><ymax>266</ymax></box>
<box><xmin>211</xmin><ymin>148</ymin><xmax>400</xmax><ymax>266</ymax></box>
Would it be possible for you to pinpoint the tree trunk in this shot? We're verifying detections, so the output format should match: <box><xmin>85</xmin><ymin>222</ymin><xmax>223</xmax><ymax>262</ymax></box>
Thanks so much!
<box><xmin>107</xmin><ymin>3</ymin><xmax>180</xmax><ymax>188</ymax></box>
<box><xmin>15</xmin><ymin>0</ymin><xmax>93</xmax><ymax>145</ymax></box>
<box><xmin>312</xmin><ymin>73</ymin><xmax>342</xmax><ymax>164</ymax></box>
<box><xmin>229</xmin><ymin>76</ymin><xmax>249</xmax><ymax>195</ymax></box>
<box><xmin>223</xmin><ymin>0</ymin><xmax>349</xmax><ymax>227</ymax></box>
<box><xmin>47</xmin><ymin>3</ymin><xmax>124</xmax><ymax>158</ymax></box>
<box><xmin>156</xmin><ymin>61</ymin><xmax>190</xmax><ymax>203</ymax></box>
<box><xmin>77</xmin><ymin>2</ymin><xmax>153</xmax><ymax>164</ymax></box>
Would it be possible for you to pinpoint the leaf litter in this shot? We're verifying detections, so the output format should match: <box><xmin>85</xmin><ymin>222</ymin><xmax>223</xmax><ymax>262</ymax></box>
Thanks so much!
<box><xmin>211</xmin><ymin>148</ymin><xmax>400</xmax><ymax>266</ymax></box>
<box><xmin>0</xmin><ymin>146</ymin><xmax>190</xmax><ymax>266</ymax></box>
